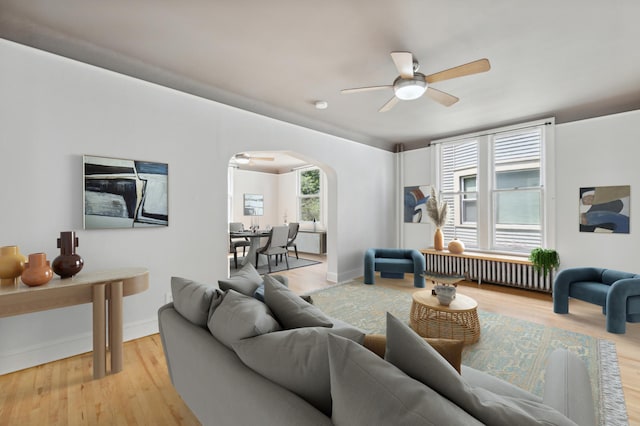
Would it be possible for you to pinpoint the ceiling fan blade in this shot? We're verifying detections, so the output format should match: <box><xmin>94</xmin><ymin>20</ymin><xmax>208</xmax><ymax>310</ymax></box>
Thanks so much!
<box><xmin>425</xmin><ymin>87</ymin><xmax>459</xmax><ymax>107</ymax></box>
<box><xmin>391</xmin><ymin>51</ymin><xmax>414</xmax><ymax>79</ymax></box>
<box><xmin>379</xmin><ymin>96</ymin><xmax>399</xmax><ymax>113</ymax></box>
<box><xmin>251</xmin><ymin>156</ymin><xmax>275</xmax><ymax>161</ymax></box>
<box><xmin>341</xmin><ymin>85</ymin><xmax>392</xmax><ymax>94</ymax></box>
<box><xmin>425</xmin><ymin>58</ymin><xmax>491</xmax><ymax>84</ymax></box>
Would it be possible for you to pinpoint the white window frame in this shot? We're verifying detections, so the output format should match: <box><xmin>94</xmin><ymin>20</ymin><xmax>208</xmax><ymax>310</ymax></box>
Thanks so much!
<box><xmin>297</xmin><ymin>166</ymin><xmax>323</xmax><ymax>225</ymax></box>
<box><xmin>432</xmin><ymin>118</ymin><xmax>556</xmax><ymax>254</ymax></box>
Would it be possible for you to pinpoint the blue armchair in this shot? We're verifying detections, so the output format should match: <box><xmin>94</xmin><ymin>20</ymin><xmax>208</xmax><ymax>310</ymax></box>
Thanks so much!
<box><xmin>553</xmin><ymin>267</ymin><xmax>640</xmax><ymax>334</ymax></box>
<box><xmin>364</xmin><ymin>248</ymin><xmax>426</xmax><ymax>288</ymax></box>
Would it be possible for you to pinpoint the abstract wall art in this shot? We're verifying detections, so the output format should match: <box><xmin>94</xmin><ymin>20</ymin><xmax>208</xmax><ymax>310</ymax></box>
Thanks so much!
<box><xmin>404</xmin><ymin>185</ymin><xmax>432</xmax><ymax>223</ymax></box>
<box><xmin>579</xmin><ymin>185</ymin><xmax>630</xmax><ymax>233</ymax></box>
<box><xmin>84</xmin><ymin>155</ymin><xmax>168</xmax><ymax>229</ymax></box>
<box><xmin>243</xmin><ymin>193</ymin><xmax>264</xmax><ymax>216</ymax></box>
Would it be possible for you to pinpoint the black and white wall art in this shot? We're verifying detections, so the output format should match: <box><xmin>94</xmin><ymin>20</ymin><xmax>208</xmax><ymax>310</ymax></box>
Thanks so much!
<box><xmin>84</xmin><ymin>155</ymin><xmax>168</xmax><ymax>229</ymax></box>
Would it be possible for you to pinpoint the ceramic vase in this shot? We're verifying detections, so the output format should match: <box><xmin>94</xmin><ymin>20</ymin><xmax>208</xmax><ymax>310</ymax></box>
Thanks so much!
<box><xmin>448</xmin><ymin>238</ymin><xmax>465</xmax><ymax>254</ymax></box>
<box><xmin>434</xmin><ymin>228</ymin><xmax>444</xmax><ymax>251</ymax></box>
<box><xmin>21</xmin><ymin>253</ymin><xmax>54</xmax><ymax>287</ymax></box>
<box><xmin>0</xmin><ymin>245</ymin><xmax>27</xmax><ymax>286</ymax></box>
<box><xmin>52</xmin><ymin>231</ymin><xmax>84</xmax><ymax>278</ymax></box>
<box><xmin>434</xmin><ymin>285</ymin><xmax>456</xmax><ymax>306</ymax></box>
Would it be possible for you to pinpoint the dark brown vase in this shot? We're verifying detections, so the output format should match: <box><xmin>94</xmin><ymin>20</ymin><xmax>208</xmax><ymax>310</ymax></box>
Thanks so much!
<box><xmin>21</xmin><ymin>253</ymin><xmax>54</xmax><ymax>287</ymax></box>
<box><xmin>52</xmin><ymin>231</ymin><xmax>84</xmax><ymax>278</ymax></box>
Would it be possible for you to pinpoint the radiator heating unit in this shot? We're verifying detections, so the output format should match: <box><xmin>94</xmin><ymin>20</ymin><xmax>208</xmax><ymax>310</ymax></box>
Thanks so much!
<box><xmin>423</xmin><ymin>251</ymin><xmax>553</xmax><ymax>293</ymax></box>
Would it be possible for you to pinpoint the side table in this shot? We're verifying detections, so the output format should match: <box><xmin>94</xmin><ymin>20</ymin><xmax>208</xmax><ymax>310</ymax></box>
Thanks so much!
<box><xmin>0</xmin><ymin>267</ymin><xmax>149</xmax><ymax>379</ymax></box>
<box><xmin>409</xmin><ymin>289</ymin><xmax>480</xmax><ymax>345</ymax></box>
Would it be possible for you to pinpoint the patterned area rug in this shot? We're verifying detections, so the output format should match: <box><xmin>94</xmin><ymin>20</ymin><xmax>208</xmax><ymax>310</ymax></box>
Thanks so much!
<box><xmin>308</xmin><ymin>281</ymin><xmax>628</xmax><ymax>426</ymax></box>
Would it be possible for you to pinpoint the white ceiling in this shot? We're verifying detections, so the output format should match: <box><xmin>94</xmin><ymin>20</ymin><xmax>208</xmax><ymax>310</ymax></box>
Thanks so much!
<box><xmin>2</xmin><ymin>0</ymin><xmax>640</xmax><ymax>154</ymax></box>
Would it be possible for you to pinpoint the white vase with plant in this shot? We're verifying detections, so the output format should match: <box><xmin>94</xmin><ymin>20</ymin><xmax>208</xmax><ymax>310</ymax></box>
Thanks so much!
<box><xmin>426</xmin><ymin>187</ymin><xmax>448</xmax><ymax>250</ymax></box>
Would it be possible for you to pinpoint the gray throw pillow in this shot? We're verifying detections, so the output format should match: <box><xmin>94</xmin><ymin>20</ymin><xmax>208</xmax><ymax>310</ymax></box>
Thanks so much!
<box><xmin>384</xmin><ymin>313</ymin><xmax>577</xmax><ymax>426</ymax></box>
<box><xmin>263</xmin><ymin>275</ymin><xmax>333</xmax><ymax>329</ymax></box>
<box><xmin>218</xmin><ymin>263</ymin><xmax>263</xmax><ymax>296</ymax></box>
<box><xmin>232</xmin><ymin>326</ymin><xmax>365</xmax><ymax>416</ymax></box>
<box><xmin>171</xmin><ymin>277</ymin><xmax>223</xmax><ymax>327</ymax></box>
<box><xmin>207</xmin><ymin>290</ymin><xmax>281</xmax><ymax>347</ymax></box>
<box><xmin>326</xmin><ymin>334</ymin><xmax>483</xmax><ymax>426</ymax></box>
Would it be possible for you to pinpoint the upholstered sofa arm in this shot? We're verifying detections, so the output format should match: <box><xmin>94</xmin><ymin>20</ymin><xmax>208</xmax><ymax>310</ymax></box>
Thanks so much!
<box><xmin>364</xmin><ymin>249</ymin><xmax>376</xmax><ymax>284</ymax></box>
<box><xmin>606</xmin><ymin>277</ymin><xmax>640</xmax><ymax>333</ymax></box>
<box><xmin>553</xmin><ymin>267</ymin><xmax>605</xmax><ymax>313</ymax></box>
<box><xmin>410</xmin><ymin>249</ymin><xmax>426</xmax><ymax>271</ymax></box>
<box><xmin>543</xmin><ymin>349</ymin><xmax>596</xmax><ymax>426</ymax></box>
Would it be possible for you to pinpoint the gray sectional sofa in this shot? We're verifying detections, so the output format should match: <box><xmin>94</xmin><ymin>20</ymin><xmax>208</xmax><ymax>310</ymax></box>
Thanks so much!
<box><xmin>158</xmin><ymin>264</ymin><xmax>596</xmax><ymax>425</ymax></box>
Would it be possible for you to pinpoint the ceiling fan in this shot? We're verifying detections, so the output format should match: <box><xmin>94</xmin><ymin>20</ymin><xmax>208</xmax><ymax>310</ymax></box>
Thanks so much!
<box><xmin>341</xmin><ymin>52</ymin><xmax>490</xmax><ymax>112</ymax></box>
<box><xmin>233</xmin><ymin>152</ymin><xmax>275</xmax><ymax>165</ymax></box>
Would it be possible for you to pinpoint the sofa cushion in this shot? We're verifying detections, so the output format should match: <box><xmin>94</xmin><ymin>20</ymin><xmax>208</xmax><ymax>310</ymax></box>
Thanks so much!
<box><xmin>384</xmin><ymin>313</ymin><xmax>576</xmax><ymax>426</ymax></box>
<box><xmin>207</xmin><ymin>290</ymin><xmax>281</xmax><ymax>347</ymax></box>
<box><xmin>263</xmin><ymin>275</ymin><xmax>333</xmax><ymax>329</ymax></box>
<box><xmin>218</xmin><ymin>263</ymin><xmax>263</xmax><ymax>296</ymax></box>
<box><xmin>232</xmin><ymin>325</ymin><xmax>365</xmax><ymax>416</ymax></box>
<box><xmin>363</xmin><ymin>333</ymin><xmax>463</xmax><ymax>373</ymax></box>
<box><xmin>327</xmin><ymin>334</ymin><xmax>484</xmax><ymax>426</ymax></box>
<box><xmin>171</xmin><ymin>277</ymin><xmax>223</xmax><ymax>327</ymax></box>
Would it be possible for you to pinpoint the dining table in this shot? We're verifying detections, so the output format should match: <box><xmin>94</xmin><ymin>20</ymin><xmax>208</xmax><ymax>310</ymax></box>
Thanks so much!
<box><xmin>230</xmin><ymin>229</ymin><xmax>271</xmax><ymax>267</ymax></box>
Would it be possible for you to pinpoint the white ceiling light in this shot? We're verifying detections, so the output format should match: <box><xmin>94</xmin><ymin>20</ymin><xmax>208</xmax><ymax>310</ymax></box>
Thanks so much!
<box><xmin>314</xmin><ymin>100</ymin><xmax>328</xmax><ymax>110</ymax></box>
<box><xmin>234</xmin><ymin>153</ymin><xmax>251</xmax><ymax>164</ymax></box>
<box><xmin>393</xmin><ymin>75</ymin><xmax>427</xmax><ymax>100</ymax></box>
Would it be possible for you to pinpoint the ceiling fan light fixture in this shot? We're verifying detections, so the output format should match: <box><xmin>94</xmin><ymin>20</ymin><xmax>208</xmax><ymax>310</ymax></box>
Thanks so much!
<box><xmin>235</xmin><ymin>153</ymin><xmax>250</xmax><ymax>164</ymax></box>
<box><xmin>393</xmin><ymin>75</ymin><xmax>427</xmax><ymax>100</ymax></box>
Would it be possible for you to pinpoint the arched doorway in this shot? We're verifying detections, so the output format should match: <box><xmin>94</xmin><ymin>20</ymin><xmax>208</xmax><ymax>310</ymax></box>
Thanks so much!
<box><xmin>227</xmin><ymin>151</ymin><xmax>336</xmax><ymax>285</ymax></box>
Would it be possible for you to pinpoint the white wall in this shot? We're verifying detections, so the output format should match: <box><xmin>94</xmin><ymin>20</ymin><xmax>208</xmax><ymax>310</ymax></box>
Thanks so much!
<box><xmin>400</xmin><ymin>110</ymin><xmax>640</xmax><ymax>274</ymax></box>
<box><xmin>0</xmin><ymin>39</ymin><xmax>396</xmax><ymax>373</ymax></box>
<box><xmin>400</xmin><ymin>147</ymin><xmax>435</xmax><ymax>250</ymax></box>
<box><xmin>555</xmin><ymin>110</ymin><xmax>640</xmax><ymax>271</ymax></box>
<box><xmin>231</xmin><ymin>169</ymin><xmax>280</xmax><ymax>229</ymax></box>
<box><xmin>278</xmin><ymin>171</ymin><xmax>297</xmax><ymax>226</ymax></box>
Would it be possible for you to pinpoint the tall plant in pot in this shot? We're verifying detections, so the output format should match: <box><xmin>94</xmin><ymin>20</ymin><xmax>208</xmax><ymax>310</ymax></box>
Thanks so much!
<box><xmin>529</xmin><ymin>248</ymin><xmax>560</xmax><ymax>277</ymax></box>
<box><xmin>426</xmin><ymin>187</ymin><xmax>448</xmax><ymax>250</ymax></box>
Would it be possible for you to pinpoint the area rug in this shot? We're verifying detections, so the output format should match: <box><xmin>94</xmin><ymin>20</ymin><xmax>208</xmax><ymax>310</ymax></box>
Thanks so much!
<box><xmin>308</xmin><ymin>281</ymin><xmax>628</xmax><ymax>426</ymax></box>
<box><xmin>230</xmin><ymin>256</ymin><xmax>320</xmax><ymax>275</ymax></box>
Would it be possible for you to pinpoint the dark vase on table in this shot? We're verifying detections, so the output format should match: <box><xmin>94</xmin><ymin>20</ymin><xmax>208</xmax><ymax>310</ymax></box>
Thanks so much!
<box><xmin>52</xmin><ymin>231</ymin><xmax>84</xmax><ymax>278</ymax></box>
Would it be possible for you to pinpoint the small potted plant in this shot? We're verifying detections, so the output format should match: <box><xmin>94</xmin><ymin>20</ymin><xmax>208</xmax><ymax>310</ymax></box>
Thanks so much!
<box><xmin>528</xmin><ymin>248</ymin><xmax>560</xmax><ymax>276</ymax></box>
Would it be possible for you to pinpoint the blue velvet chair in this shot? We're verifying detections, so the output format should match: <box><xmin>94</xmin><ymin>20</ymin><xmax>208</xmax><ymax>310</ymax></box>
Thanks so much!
<box><xmin>553</xmin><ymin>267</ymin><xmax>640</xmax><ymax>334</ymax></box>
<box><xmin>364</xmin><ymin>248</ymin><xmax>426</xmax><ymax>288</ymax></box>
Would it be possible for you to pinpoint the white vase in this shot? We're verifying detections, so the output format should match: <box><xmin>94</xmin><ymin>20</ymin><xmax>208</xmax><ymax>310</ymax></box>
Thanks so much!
<box><xmin>434</xmin><ymin>285</ymin><xmax>456</xmax><ymax>306</ymax></box>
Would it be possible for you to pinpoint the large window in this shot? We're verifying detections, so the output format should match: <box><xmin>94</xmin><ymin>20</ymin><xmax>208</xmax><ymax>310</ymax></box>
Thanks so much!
<box><xmin>437</xmin><ymin>121</ymin><xmax>552</xmax><ymax>253</ymax></box>
<box><xmin>298</xmin><ymin>168</ymin><xmax>321</xmax><ymax>222</ymax></box>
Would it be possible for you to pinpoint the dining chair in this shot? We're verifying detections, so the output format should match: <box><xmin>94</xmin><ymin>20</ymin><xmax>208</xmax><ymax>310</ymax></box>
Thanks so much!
<box><xmin>256</xmin><ymin>225</ymin><xmax>289</xmax><ymax>273</ymax></box>
<box><xmin>286</xmin><ymin>222</ymin><xmax>300</xmax><ymax>260</ymax></box>
<box><xmin>229</xmin><ymin>222</ymin><xmax>250</xmax><ymax>269</ymax></box>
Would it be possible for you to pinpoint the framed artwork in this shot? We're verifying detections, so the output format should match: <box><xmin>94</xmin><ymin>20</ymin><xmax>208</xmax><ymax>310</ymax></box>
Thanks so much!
<box><xmin>244</xmin><ymin>193</ymin><xmax>264</xmax><ymax>216</ymax></box>
<box><xmin>579</xmin><ymin>185</ymin><xmax>630</xmax><ymax>233</ymax></box>
<box><xmin>404</xmin><ymin>185</ymin><xmax>431</xmax><ymax>223</ymax></box>
<box><xmin>84</xmin><ymin>155</ymin><xmax>168</xmax><ymax>229</ymax></box>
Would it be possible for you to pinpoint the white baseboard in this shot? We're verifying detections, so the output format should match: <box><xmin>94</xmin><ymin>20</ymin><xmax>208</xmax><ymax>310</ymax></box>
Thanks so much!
<box><xmin>336</xmin><ymin>268</ymin><xmax>363</xmax><ymax>284</ymax></box>
<box><xmin>0</xmin><ymin>318</ymin><xmax>159</xmax><ymax>375</ymax></box>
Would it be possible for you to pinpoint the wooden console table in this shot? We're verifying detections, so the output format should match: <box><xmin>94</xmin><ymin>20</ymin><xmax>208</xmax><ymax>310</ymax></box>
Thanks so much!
<box><xmin>0</xmin><ymin>267</ymin><xmax>149</xmax><ymax>379</ymax></box>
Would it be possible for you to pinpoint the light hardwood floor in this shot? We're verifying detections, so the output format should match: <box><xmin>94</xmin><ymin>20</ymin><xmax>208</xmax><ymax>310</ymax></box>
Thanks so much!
<box><xmin>1</xmin><ymin>254</ymin><xmax>638</xmax><ymax>425</ymax></box>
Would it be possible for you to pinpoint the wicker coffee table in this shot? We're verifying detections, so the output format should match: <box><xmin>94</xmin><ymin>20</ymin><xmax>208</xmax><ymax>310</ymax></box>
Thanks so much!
<box><xmin>409</xmin><ymin>290</ymin><xmax>480</xmax><ymax>345</ymax></box>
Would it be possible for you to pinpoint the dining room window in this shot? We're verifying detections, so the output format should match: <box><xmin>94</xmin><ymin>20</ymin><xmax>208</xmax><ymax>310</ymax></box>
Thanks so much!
<box><xmin>298</xmin><ymin>167</ymin><xmax>321</xmax><ymax>223</ymax></box>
